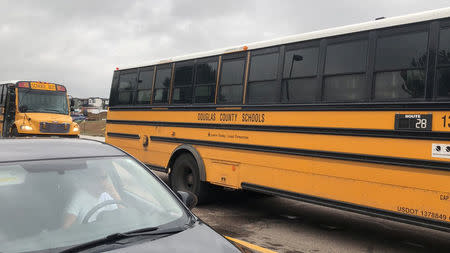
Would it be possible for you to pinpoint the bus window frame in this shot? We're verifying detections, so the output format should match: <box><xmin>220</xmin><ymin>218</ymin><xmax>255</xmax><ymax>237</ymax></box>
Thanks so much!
<box><xmin>153</xmin><ymin>63</ymin><xmax>173</xmax><ymax>105</ymax></box>
<box><xmin>371</xmin><ymin>23</ymin><xmax>430</xmax><ymax>102</ymax></box>
<box><xmin>433</xmin><ymin>19</ymin><xmax>450</xmax><ymax>101</ymax></box>
<box><xmin>117</xmin><ymin>69</ymin><xmax>138</xmax><ymax>106</ymax></box>
<box><xmin>246</xmin><ymin>46</ymin><xmax>282</xmax><ymax>104</ymax></box>
<box><xmin>135</xmin><ymin>66</ymin><xmax>155</xmax><ymax>105</ymax></box>
<box><xmin>281</xmin><ymin>40</ymin><xmax>321</xmax><ymax>104</ymax></box>
<box><xmin>171</xmin><ymin>60</ymin><xmax>196</xmax><ymax>105</ymax></box>
<box><xmin>321</xmin><ymin>32</ymin><xmax>371</xmax><ymax>103</ymax></box>
<box><xmin>217</xmin><ymin>52</ymin><xmax>248</xmax><ymax>105</ymax></box>
<box><xmin>193</xmin><ymin>56</ymin><xmax>219</xmax><ymax>104</ymax></box>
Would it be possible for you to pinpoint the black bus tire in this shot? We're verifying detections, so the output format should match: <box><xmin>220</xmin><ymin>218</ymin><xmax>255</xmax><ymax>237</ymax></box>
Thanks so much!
<box><xmin>170</xmin><ymin>153</ymin><xmax>212</xmax><ymax>204</ymax></box>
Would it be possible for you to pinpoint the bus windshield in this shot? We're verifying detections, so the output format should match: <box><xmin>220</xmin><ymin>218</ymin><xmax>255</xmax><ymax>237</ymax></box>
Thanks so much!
<box><xmin>18</xmin><ymin>89</ymin><xmax>68</xmax><ymax>115</ymax></box>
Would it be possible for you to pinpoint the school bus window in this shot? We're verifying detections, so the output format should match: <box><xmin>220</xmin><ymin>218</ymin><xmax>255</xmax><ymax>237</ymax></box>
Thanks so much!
<box><xmin>194</xmin><ymin>61</ymin><xmax>217</xmax><ymax>104</ymax></box>
<box><xmin>109</xmin><ymin>72</ymin><xmax>120</xmax><ymax>106</ymax></box>
<box><xmin>117</xmin><ymin>92</ymin><xmax>132</xmax><ymax>105</ymax></box>
<box><xmin>217</xmin><ymin>56</ymin><xmax>246</xmax><ymax>104</ymax></box>
<box><xmin>374</xmin><ymin>30</ymin><xmax>428</xmax><ymax>100</ymax></box>
<box><xmin>153</xmin><ymin>65</ymin><xmax>172</xmax><ymax>104</ymax></box>
<box><xmin>136</xmin><ymin>68</ymin><xmax>153</xmax><ymax>104</ymax></box>
<box><xmin>323</xmin><ymin>38</ymin><xmax>369</xmax><ymax>102</ymax></box>
<box><xmin>247</xmin><ymin>48</ymin><xmax>280</xmax><ymax>104</ymax></box>
<box><xmin>172</xmin><ymin>61</ymin><xmax>194</xmax><ymax>104</ymax></box>
<box><xmin>0</xmin><ymin>84</ymin><xmax>5</xmax><ymax>105</ymax></box>
<box><xmin>119</xmin><ymin>72</ymin><xmax>137</xmax><ymax>90</ymax></box>
<box><xmin>117</xmin><ymin>71</ymin><xmax>137</xmax><ymax>105</ymax></box>
<box><xmin>282</xmin><ymin>46</ymin><xmax>319</xmax><ymax>103</ymax></box>
<box><xmin>436</xmin><ymin>27</ymin><xmax>450</xmax><ymax>98</ymax></box>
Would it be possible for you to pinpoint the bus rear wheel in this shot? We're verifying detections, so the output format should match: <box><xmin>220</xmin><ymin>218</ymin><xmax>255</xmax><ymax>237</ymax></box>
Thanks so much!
<box><xmin>170</xmin><ymin>153</ymin><xmax>212</xmax><ymax>204</ymax></box>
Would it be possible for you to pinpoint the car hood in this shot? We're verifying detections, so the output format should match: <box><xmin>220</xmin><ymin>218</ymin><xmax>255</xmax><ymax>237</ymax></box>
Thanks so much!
<box><xmin>105</xmin><ymin>221</ymin><xmax>260</xmax><ymax>253</ymax></box>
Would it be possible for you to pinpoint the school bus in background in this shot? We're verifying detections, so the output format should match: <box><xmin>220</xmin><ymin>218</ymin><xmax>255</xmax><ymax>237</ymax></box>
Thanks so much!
<box><xmin>106</xmin><ymin>8</ymin><xmax>450</xmax><ymax>232</ymax></box>
<box><xmin>0</xmin><ymin>81</ymin><xmax>80</xmax><ymax>137</ymax></box>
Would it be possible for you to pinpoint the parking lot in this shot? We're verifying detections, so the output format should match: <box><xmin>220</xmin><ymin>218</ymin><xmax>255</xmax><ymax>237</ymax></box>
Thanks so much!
<box><xmin>157</xmin><ymin>172</ymin><xmax>450</xmax><ymax>253</ymax></box>
<box><xmin>3</xmin><ymin>3</ymin><xmax>450</xmax><ymax>253</ymax></box>
<box><xmin>80</xmin><ymin>135</ymin><xmax>450</xmax><ymax>252</ymax></box>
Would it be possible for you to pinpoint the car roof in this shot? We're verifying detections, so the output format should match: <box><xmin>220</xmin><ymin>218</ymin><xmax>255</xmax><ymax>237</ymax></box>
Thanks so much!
<box><xmin>0</xmin><ymin>138</ymin><xmax>126</xmax><ymax>163</ymax></box>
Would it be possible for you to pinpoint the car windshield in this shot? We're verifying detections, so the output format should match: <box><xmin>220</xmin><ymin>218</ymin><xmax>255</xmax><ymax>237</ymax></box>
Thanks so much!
<box><xmin>0</xmin><ymin>157</ymin><xmax>187</xmax><ymax>253</ymax></box>
<box><xmin>18</xmin><ymin>89</ymin><xmax>68</xmax><ymax>114</ymax></box>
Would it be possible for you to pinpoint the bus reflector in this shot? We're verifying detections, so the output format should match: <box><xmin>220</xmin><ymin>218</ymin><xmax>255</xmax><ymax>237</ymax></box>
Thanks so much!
<box><xmin>243</xmin><ymin>46</ymin><xmax>248</xmax><ymax>51</ymax></box>
<box><xmin>18</xmin><ymin>82</ymin><xmax>30</xmax><ymax>88</ymax></box>
<box><xmin>57</xmin><ymin>85</ymin><xmax>66</xmax><ymax>91</ymax></box>
<box><xmin>116</xmin><ymin>67</ymin><xmax>119</xmax><ymax>70</ymax></box>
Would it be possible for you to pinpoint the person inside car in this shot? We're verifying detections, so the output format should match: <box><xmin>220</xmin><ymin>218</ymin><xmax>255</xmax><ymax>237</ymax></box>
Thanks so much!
<box><xmin>62</xmin><ymin>168</ymin><xmax>122</xmax><ymax>228</ymax></box>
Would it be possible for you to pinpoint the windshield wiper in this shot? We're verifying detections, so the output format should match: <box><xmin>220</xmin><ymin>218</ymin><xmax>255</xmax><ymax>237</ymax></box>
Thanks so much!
<box><xmin>58</xmin><ymin>226</ymin><xmax>186</xmax><ymax>253</ymax></box>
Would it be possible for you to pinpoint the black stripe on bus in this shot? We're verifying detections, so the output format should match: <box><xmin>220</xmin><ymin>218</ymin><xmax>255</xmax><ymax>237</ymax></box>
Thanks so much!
<box><xmin>106</xmin><ymin>120</ymin><xmax>450</xmax><ymax>141</ymax></box>
<box><xmin>108</xmin><ymin>102</ymin><xmax>450</xmax><ymax>111</ymax></box>
<box><xmin>106</xmin><ymin>132</ymin><xmax>140</xmax><ymax>140</ymax></box>
<box><xmin>145</xmin><ymin>163</ymin><xmax>168</xmax><ymax>173</ymax></box>
<box><xmin>149</xmin><ymin>136</ymin><xmax>450</xmax><ymax>172</ymax></box>
<box><xmin>241</xmin><ymin>182</ymin><xmax>450</xmax><ymax>232</ymax></box>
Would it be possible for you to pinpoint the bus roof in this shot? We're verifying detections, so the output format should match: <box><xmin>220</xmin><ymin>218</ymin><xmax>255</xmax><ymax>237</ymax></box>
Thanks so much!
<box><xmin>118</xmin><ymin>7</ymin><xmax>450</xmax><ymax>70</ymax></box>
<box><xmin>0</xmin><ymin>80</ymin><xmax>21</xmax><ymax>85</ymax></box>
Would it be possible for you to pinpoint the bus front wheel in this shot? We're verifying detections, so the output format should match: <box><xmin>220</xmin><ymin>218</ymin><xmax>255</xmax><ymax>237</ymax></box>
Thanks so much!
<box><xmin>170</xmin><ymin>153</ymin><xmax>212</xmax><ymax>204</ymax></box>
<box><xmin>9</xmin><ymin>126</ymin><xmax>19</xmax><ymax>137</ymax></box>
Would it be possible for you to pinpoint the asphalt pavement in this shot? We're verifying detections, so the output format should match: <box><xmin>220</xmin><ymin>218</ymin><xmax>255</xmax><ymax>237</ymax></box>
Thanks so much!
<box><xmin>154</xmin><ymin>172</ymin><xmax>450</xmax><ymax>253</ymax></box>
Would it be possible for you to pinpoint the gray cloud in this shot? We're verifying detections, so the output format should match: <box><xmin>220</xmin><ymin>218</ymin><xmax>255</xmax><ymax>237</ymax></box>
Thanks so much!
<box><xmin>0</xmin><ymin>0</ymin><xmax>449</xmax><ymax>97</ymax></box>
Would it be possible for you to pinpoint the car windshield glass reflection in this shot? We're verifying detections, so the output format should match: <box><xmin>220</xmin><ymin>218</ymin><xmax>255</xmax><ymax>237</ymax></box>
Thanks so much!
<box><xmin>0</xmin><ymin>157</ymin><xmax>187</xmax><ymax>253</ymax></box>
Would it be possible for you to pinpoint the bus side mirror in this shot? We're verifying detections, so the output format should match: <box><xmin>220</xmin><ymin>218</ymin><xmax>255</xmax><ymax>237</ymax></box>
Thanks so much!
<box><xmin>70</xmin><ymin>100</ymin><xmax>75</xmax><ymax>112</ymax></box>
<box><xmin>19</xmin><ymin>105</ymin><xmax>28</xmax><ymax>112</ymax></box>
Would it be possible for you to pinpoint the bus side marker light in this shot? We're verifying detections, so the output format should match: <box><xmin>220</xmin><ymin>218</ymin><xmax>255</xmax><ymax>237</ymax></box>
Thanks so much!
<box><xmin>57</xmin><ymin>85</ymin><xmax>66</xmax><ymax>91</ymax></box>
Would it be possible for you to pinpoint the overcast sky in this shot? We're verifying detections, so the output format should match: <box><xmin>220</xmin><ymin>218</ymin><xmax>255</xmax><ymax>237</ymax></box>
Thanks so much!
<box><xmin>1</xmin><ymin>0</ymin><xmax>449</xmax><ymax>98</ymax></box>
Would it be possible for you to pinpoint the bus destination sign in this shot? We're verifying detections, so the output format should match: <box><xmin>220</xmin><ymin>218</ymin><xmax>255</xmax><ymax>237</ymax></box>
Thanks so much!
<box><xmin>30</xmin><ymin>82</ymin><xmax>56</xmax><ymax>91</ymax></box>
<box><xmin>395</xmin><ymin>114</ymin><xmax>432</xmax><ymax>131</ymax></box>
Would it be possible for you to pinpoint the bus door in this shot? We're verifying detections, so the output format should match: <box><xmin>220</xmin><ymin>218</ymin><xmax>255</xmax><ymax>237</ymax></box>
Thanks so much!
<box><xmin>2</xmin><ymin>85</ymin><xmax>16</xmax><ymax>137</ymax></box>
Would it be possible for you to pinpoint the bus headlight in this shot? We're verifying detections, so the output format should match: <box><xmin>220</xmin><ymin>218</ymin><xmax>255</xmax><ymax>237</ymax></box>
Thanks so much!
<box><xmin>73</xmin><ymin>126</ymin><xmax>79</xmax><ymax>132</ymax></box>
<box><xmin>20</xmin><ymin>125</ymin><xmax>33</xmax><ymax>131</ymax></box>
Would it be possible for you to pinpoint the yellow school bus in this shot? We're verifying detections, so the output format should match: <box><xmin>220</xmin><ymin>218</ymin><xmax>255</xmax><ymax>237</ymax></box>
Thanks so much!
<box><xmin>106</xmin><ymin>8</ymin><xmax>450</xmax><ymax>231</ymax></box>
<box><xmin>0</xmin><ymin>81</ymin><xmax>79</xmax><ymax>137</ymax></box>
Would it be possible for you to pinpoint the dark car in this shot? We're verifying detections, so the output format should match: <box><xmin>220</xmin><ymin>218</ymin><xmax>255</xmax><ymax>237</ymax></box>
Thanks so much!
<box><xmin>0</xmin><ymin>139</ymin><xmax>269</xmax><ymax>253</ymax></box>
<box><xmin>70</xmin><ymin>114</ymin><xmax>86</xmax><ymax>122</ymax></box>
